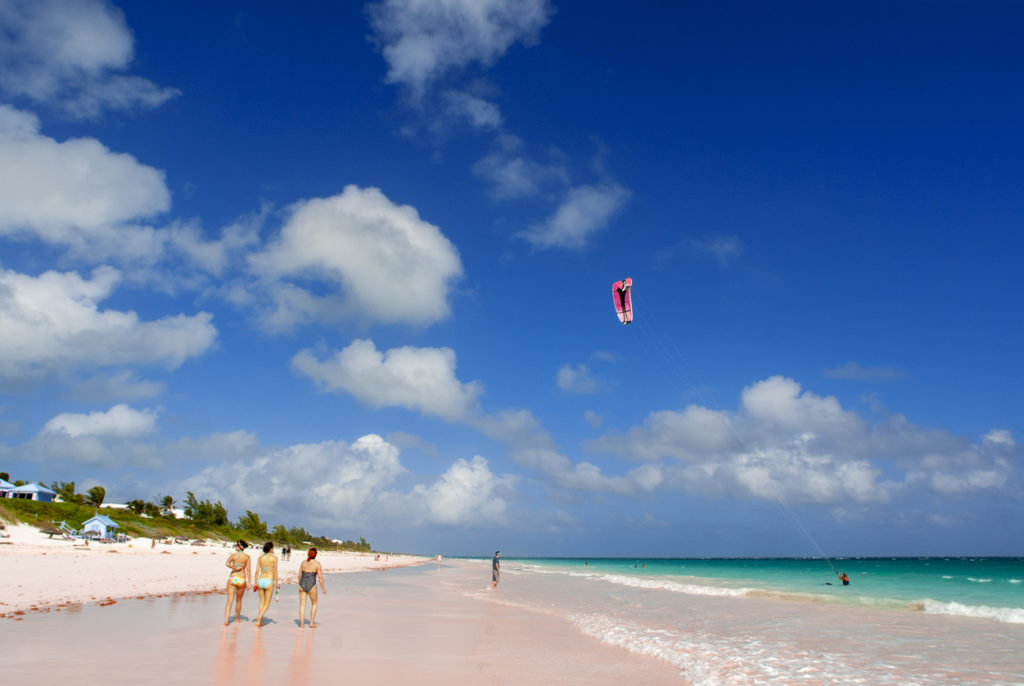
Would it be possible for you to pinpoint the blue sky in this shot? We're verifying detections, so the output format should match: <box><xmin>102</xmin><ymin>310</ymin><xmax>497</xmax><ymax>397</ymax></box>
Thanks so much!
<box><xmin>0</xmin><ymin>0</ymin><xmax>1020</xmax><ymax>557</ymax></box>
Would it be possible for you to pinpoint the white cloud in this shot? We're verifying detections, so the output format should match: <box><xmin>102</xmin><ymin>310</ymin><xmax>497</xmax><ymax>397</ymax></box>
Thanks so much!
<box><xmin>41</xmin><ymin>403</ymin><xmax>156</xmax><ymax>438</ymax></box>
<box><xmin>249</xmin><ymin>185</ymin><xmax>463</xmax><ymax>330</ymax></box>
<box><xmin>0</xmin><ymin>266</ymin><xmax>217</xmax><ymax>378</ymax></box>
<box><xmin>293</xmin><ymin>339</ymin><xmax>482</xmax><ymax>422</ymax></box>
<box><xmin>742</xmin><ymin>376</ymin><xmax>863</xmax><ymax>437</ymax></box>
<box><xmin>0</xmin><ymin>105</ymin><xmax>171</xmax><ymax>261</ymax></box>
<box><xmin>399</xmin><ymin>455</ymin><xmax>517</xmax><ymax>525</ymax></box>
<box><xmin>983</xmin><ymin>429</ymin><xmax>1015</xmax><ymax>446</ymax></box>
<box><xmin>182</xmin><ymin>434</ymin><xmax>405</xmax><ymax>529</ymax></box>
<box><xmin>521</xmin><ymin>182</ymin><xmax>630</xmax><ymax>249</ymax></box>
<box><xmin>0</xmin><ymin>0</ymin><xmax>179</xmax><ymax>118</ymax></box>
<box><xmin>589</xmin><ymin>376</ymin><xmax>1017</xmax><ymax>505</ymax></box>
<box><xmin>295</xmin><ymin>338</ymin><xmax>638</xmax><ymax>495</ymax></box>
<box><xmin>366</xmin><ymin>0</ymin><xmax>553</xmax><ymax>99</ymax></box>
<box><xmin>556</xmin><ymin>363</ymin><xmax>601</xmax><ymax>394</ymax></box>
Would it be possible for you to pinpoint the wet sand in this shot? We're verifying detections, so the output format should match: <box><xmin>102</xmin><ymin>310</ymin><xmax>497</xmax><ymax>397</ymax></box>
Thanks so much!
<box><xmin>0</xmin><ymin>561</ymin><xmax>682</xmax><ymax>685</ymax></box>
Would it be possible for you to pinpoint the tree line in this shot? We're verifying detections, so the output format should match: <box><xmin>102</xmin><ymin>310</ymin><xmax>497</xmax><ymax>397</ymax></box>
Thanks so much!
<box><xmin>0</xmin><ymin>473</ymin><xmax>370</xmax><ymax>551</ymax></box>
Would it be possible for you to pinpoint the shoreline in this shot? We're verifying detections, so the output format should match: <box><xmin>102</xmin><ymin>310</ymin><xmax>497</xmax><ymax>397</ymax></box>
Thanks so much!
<box><xmin>0</xmin><ymin>523</ymin><xmax>427</xmax><ymax>618</ymax></box>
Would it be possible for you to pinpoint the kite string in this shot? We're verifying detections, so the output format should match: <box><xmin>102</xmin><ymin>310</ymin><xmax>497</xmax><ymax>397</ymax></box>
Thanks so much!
<box><xmin>631</xmin><ymin>292</ymin><xmax>839</xmax><ymax>576</ymax></box>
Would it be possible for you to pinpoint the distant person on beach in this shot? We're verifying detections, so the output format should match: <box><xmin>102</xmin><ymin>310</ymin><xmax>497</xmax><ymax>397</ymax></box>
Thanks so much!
<box><xmin>297</xmin><ymin>548</ymin><xmax>326</xmax><ymax>628</ymax></box>
<box><xmin>224</xmin><ymin>539</ymin><xmax>251</xmax><ymax>625</ymax></box>
<box><xmin>490</xmin><ymin>551</ymin><xmax>501</xmax><ymax>589</ymax></box>
<box><xmin>254</xmin><ymin>541</ymin><xmax>280</xmax><ymax>627</ymax></box>
<box><xmin>437</xmin><ymin>553</ymin><xmax>442</xmax><ymax>569</ymax></box>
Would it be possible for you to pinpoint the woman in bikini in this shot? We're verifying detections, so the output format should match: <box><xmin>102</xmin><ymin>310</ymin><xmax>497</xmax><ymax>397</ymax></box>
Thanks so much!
<box><xmin>254</xmin><ymin>541</ymin><xmax>280</xmax><ymax>627</ymax></box>
<box><xmin>223</xmin><ymin>539</ymin><xmax>251</xmax><ymax>625</ymax></box>
<box><xmin>297</xmin><ymin>547</ymin><xmax>326</xmax><ymax>628</ymax></box>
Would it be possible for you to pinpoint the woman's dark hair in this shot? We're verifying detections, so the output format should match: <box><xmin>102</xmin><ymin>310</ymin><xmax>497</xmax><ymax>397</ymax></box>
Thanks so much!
<box><xmin>307</xmin><ymin>548</ymin><xmax>317</xmax><ymax>560</ymax></box>
<box><xmin>263</xmin><ymin>541</ymin><xmax>274</xmax><ymax>554</ymax></box>
<box><xmin>236</xmin><ymin>539</ymin><xmax>248</xmax><ymax>549</ymax></box>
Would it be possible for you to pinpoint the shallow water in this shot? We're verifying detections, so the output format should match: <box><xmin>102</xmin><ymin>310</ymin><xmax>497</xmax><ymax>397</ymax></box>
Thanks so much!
<box><xmin>461</xmin><ymin>558</ymin><xmax>1024</xmax><ymax>685</ymax></box>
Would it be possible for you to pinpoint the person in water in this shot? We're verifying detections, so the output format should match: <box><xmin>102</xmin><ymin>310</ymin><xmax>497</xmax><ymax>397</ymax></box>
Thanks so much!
<box><xmin>224</xmin><ymin>539</ymin><xmax>251</xmax><ymax>625</ymax></box>
<box><xmin>297</xmin><ymin>547</ymin><xmax>326</xmax><ymax>628</ymax></box>
<box><xmin>254</xmin><ymin>541</ymin><xmax>280</xmax><ymax>627</ymax></box>
<box><xmin>839</xmin><ymin>572</ymin><xmax>850</xmax><ymax>586</ymax></box>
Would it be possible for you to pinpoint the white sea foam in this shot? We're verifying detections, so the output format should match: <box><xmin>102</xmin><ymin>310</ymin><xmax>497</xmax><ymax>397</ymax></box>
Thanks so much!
<box><xmin>596</xmin><ymin>573</ymin><xmax>753</xmax><ymax>598</ymax></box>
<box><xmin>922</xmin><ymin>599</ymin><xmax>1024</xmax><ymax>624</ymax></box>
<box><xmin>1010</xmin><ymin>579</ymin><xmax>1022</xmax><ymax>584</ymax></box>
<box><xmin>967</xmin><ymin>577</ymin><xmax>993</xmax><ymax>583</ymax></box>
<box><xmin>567</xmin><ymin>611</ymin><xmax>888</xmax><ymax>685</ymax></box>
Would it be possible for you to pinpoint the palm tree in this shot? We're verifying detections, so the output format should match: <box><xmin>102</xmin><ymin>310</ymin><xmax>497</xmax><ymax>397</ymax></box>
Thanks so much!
<box><xmin>85</xmin><ymin>486</ymin><xmax>106</xmax><ymax>507</ymax></box>
<box><xmin>158</xmin><ymin>494</ymin><xmax>176</xmax><ymax>516</ymax></box>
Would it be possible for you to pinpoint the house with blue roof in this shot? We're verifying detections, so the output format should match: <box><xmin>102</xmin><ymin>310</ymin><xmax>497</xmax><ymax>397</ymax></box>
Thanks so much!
<box><xmin>7</xmin><ymin>482</ymin><xmax>56</xmax><ymax>502</ymax></box>
<box><xmin>0</xmin><ymin>478</ymin><xmax>14</xmax><ymax>497</ymax></box>
<box><xmin>82</xmin><ymin>514</ymin><xmax>120</xmax><ymax>540</ymax></box>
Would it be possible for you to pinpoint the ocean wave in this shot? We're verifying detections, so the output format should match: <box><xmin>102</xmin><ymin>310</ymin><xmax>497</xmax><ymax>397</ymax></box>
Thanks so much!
<box><xmin>1010</xmin><ymin>579</ymin><xmax>1022</xmax><ymax>584</ymax></box>
<box><xmin>921</xmin><ymin>599</ymin><xmax>1024</xmax><ymax>624</ymax></box>
<box><xmin>967</xmin><ymin>577</ymin><xmax>993</xmax><ymax>583</ymax></box>
<box><xmin>596</xmin><ymin>573</ymin><xmax>753</xmax><ymax>598</ymax></box>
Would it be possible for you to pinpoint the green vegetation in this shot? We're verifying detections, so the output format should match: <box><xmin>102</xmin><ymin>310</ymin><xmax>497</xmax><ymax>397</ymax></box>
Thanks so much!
<box><xmin>0</xmin><ymin>478</ymin><xmax>372</xmax><ymax>552</ymax></box>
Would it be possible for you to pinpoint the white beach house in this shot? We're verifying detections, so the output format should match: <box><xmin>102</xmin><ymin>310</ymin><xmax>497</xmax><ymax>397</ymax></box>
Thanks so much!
<box><xmin>7</xmin><ymin>482</ymin><xmax>57</xmax><ymax>502</ymax></box>
<box><xmin>0</xmin><ymin>478</ymin><xmax>15</xmax><ymax>497</ymax></box>
<box><xmin>81</xmin><ymin>514</ymin><xmax>120</xmax><ymax>540</ymax></box>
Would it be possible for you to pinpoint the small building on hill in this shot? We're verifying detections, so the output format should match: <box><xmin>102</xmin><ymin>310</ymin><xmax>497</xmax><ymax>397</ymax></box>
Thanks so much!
<box><xmin>82</xmin><ymin>514</ymin><xmax>120</xmax><ymax>539</ymax></box>
<box><xmin>0</xmin><ymin>478</ymin><xmax>14</xmax><ymax>497</ymax></box>
<box><xmin>7</xmin><ymin>482</ymin><xmax>56</xmax><ymax>502</ymax></box>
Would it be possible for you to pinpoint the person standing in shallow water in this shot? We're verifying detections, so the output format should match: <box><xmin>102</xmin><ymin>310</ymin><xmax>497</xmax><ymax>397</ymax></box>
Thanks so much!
<box><xmin>254</xmin><ymin>541</ymin><xmax>279</xmax><ymax>627</ymax></box>
<box><xmin>224</xmin><ymin>539</ymin><xmax>251</xmax><ymax>625</ymax></box>
<box><xmin>297</xmin><ymin>548</ymin><xmax>326</xmax><ymax>628</ymax></box>
<box><xmin>490</xmin><ymin>551</ymin><xmax>501</xmax><ymax>589</ymax></box>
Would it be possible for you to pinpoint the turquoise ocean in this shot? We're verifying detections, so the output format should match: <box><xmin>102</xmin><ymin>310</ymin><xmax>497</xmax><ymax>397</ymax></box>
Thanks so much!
<box><xmin>458</xmin><ymin>556</ymin><xmax>1024</xmax><ymax>684</ymax></box>
<box><xmin>515</xmin><ymin>557</ymin><xmax>1024</xmax><ymax>623</ymax></box>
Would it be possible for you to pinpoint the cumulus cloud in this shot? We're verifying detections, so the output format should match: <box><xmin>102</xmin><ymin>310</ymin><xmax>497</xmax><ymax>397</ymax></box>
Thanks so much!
<box><xmin>520</xmin><ymin>182</ymin><xmax>630</xmax><ymax>249</ymax></box>
<box><xmin>249</xmin><ymin>185</ymin><xmax>463</xmax><ymax>330</ymax></box>
<box><xmin>824</xmin><ymin>361</ymin><xmax>908</xmax><ymax>381</ymax></box>
<box><xmin>0</xmin><ymin>0</ymin><xmax>179</xmax><ymax>118</ymax></box>
<box><xmin>0</xmin><ymin>106</ymin><xmax>171</xmax><ymax>260</ymax></box>
<box><xmin>294</xmin><ymin>338</ymin><xmax>641</xmax><ymax>494</ymax></box>
<box><xmin>366</xmin><ymin>0</ymin><xmax>553</xmax><ymax>99</ymax></box>
<box><xmin>293</xmin><ymin>339</ymin><xmax>482</xmax><ymax>422</ymax></box>
<box><xmin>385</xmin><ymin>455</ymin><xmax>518</xmax><ymax>525</ymax></box>
<box><xmin>589</xmin><ymin>375</ymin><xmax>1018</xmax><ymax>506</ymax></box>
<box><xmin>0</xmin><ymin>266</ymin><xmax>217</xmax><ymax>378</ymax></box>
<box><xmin>182</xmin><ymin>434</ymin><xmax>405</xmax><ymax>529</ymax></box>
<box><xmin>556</xmin><ymin>363</ymin><xmax>601</xmax><ymax>394</ymax></box>
<box><xmin>41</xmin><ymin>403</ymin><xmax>156</xmax><ymax>438</ymax></box>
<box><xmin>179</xmin><ymin>433</ymin><xmax>519</xmax><ymax>529</ymax></box>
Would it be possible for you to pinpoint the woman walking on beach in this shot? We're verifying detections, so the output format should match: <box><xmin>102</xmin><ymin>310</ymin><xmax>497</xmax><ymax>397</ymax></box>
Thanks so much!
<box><xmin>297</xmin><ymin>548</ymin><xmax>326</xmax><ymax>628</ymax></box>
<box><xmin>224</xmin><ymin>539</ymin><xmax>251</xmax><ymax>625</ymax></box>
<box><xmin>254</xmin><ymin>541</ymin><xmax>280</xmax><ymax>627</ymax></box>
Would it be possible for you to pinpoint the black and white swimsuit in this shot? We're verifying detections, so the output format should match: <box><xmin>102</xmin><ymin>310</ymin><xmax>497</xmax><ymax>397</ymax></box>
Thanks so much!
<box><xmin>299</xmin><ymin>571</ymin><xmax>317</xmax><ymax>592</ymax></box>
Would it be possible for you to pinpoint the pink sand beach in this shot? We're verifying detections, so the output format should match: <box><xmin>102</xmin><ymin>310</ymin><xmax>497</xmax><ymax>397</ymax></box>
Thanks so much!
<box><xmin>0</xmin><ymin>531</ymin><xmax>680</xmax><ymax>685</ymax></box>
